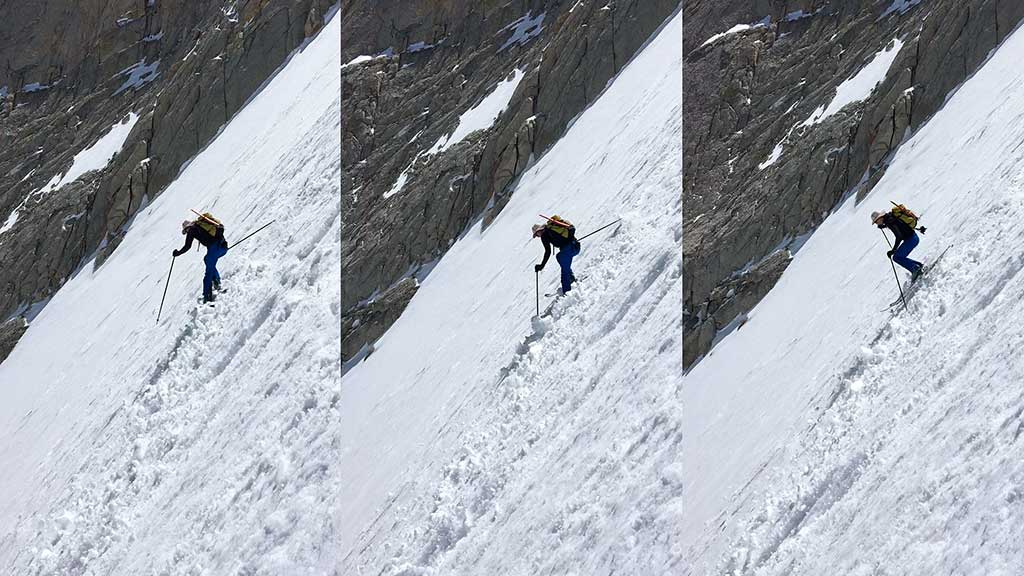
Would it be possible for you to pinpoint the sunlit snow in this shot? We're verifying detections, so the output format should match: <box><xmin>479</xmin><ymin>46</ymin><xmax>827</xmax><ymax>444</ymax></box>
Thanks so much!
<box><xmin>342</xmin><ymin>11</ymin><xmax>682</xmax><ymax>574</ymax></box>
<box><xmin>700</xmin><ymin>18</ymin><xmax>769</xmax><ymax>49</ymax></box>
<box><xmin>42</xmin><ymin>112</ymin><xmax>140</xmax><ymax>193</ymax></box>
<box><xmin>683</xmin><ymin>21</ymin><xmax>1024</xmax><ymax>574</ymax></box>
<box><xmin>0</xmin><ymin>14</ymin><xmax>340</xmax><ymax>574</ymax></box>
<box><xmin>801</xmin><ymin>38</ymin><xmax>905</xmax><ymax>126</ymax></box>
<box><xmin>426</xmin><ymin>68</ymin><xmax>525</xmax><ymax>156</ymax></box>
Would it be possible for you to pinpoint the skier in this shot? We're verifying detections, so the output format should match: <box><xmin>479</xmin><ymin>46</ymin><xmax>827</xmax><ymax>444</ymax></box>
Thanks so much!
<box><xmin>533</xmin><ymin>215</ymin><xmax>581</xmax><ymax>294</ymax></box>
<box><xmin>173</xmin><ymin>213</ymin><xmax>228</xmax><ymax>303</ymax></box>
<box><xmin>872</xmin><ymin>206</ymin><xmax>923</xmax><ymax>281</ymax></box>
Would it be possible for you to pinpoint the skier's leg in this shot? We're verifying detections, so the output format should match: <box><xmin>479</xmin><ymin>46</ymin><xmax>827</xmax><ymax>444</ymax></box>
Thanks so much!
<box><xmin>212</xmin><ymin>243</ymin><xmax>226</xmax><ymax>284</ymax></box>
<box><xmin>203</xmin><ymin>250</ymin><xmax>217</xmax><ymax>300</ymax></box>
<box><xmin>893</xmin><ymin>234</ymin><xmax>922</xmax><ymax>273</ymax></box>
<box><xmin>556</xmin><ymin>250</ymin><xmax>572</xmax><ymax>293</ymax></box>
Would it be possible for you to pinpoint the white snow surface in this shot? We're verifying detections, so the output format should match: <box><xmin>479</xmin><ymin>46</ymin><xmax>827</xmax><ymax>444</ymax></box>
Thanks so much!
<box><xmin>384</xmin><ymin>68</ymin><xmax>526</xmax><ymax>200</ymax></box>
<box><xmin>339</xmin><ymin>11</ymin><xmax>682</xmax><ymax>575</ymax></box>
<box><xmin>758</xmin><ymin>139</ymin><xmax>785</xmax><ymax>170</ymax></box>
<box><xmin>683</xmin><ymin>21</ymin><xmax>1024</xmax><ymax>574</ymax></box>
<box><xmin>700</xmin><ymin>19</ymin><xmax>769</xmax><ymax>49</ymax></box>
<box><xmin>426</xmin><ymin>69</ymin><xmax>525</xmax><ymax>156</ymax></box>
<box><xmin>42</xmin><ymin>112</ymin><xmax>140</xmax><ymax>193</ymax></box>
<box><xmin>802</xmin><ymin>38</ymin><xmax>905</xmax><ymax>126</ymax></box>
<box><xmin>0</xmin><ymin>13</ymin><xmax>340</xmax><ymax>575</ymax></box>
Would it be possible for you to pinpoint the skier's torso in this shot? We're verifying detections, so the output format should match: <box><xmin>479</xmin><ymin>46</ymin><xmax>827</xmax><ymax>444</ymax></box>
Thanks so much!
<box><xmin>541</xmin><ymin>227</ymin><xmax>574</xmax><ymax>249</ymax></box>
<box><xmin>882</xmin><ymin>213</ymin><xmax>915</xmax><ymax>242</ymax></box>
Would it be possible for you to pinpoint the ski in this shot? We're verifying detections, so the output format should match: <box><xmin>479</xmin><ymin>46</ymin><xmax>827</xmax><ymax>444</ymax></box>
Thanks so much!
<box><xmin>544</xmin><ymin>275</ymin><xmax>586</xmax><ymax>298</ymax></box>
<box><xmin>884</xmin><ymin>244</ymin><xmax>952</xmax><ymax>311</ymax></box>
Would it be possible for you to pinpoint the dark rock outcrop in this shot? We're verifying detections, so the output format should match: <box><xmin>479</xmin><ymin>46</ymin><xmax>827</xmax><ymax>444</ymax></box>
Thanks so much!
<box><xmin>0</xmin><ymin>316</ymin><xmax>28</xmax><ymax>363</ymax></box>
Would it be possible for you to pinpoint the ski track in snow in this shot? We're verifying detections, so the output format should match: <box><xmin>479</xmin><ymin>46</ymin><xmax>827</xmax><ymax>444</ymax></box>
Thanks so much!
<box><xmin>339</xmin><ymin>11</ymin><xmax>683</xmax><ymax>576</ymax></box>
<box><xmin>683</xmin><ymin>20</ymin><xmax>1024</xmax><ymax>575</ymax></box>
<box><xmin>0</xmin><ymin>14</ymin><xmax>340</xmax><ymax>576</ymax></box>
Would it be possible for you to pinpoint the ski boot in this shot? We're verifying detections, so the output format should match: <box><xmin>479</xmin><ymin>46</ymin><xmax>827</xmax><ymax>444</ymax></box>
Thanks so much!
<box><xmin>911</xmin><ymin>265</ymin><xmax>924</xmax><ymax>283</ymax></box>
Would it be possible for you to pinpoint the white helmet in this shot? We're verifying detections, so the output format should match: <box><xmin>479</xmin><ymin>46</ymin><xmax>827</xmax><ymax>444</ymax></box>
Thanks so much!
<box><xmin>870</xmin><ymin>211</ymin><xmax>884</xmax><ymax>224</ymax></box>
<box><xmin>182</xmin><ymin>219</ymin><xmax>191</xmax><ymax>234</ymax></box>
<box><xmin>532</xmin><ymin>223</ymin><xmax>545</xmax><ymax>237</ymax></box>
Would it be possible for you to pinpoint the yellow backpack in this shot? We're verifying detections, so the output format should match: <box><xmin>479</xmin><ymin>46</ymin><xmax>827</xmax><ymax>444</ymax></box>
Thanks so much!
<box><xmin>890</xmin><ymin>202</ymin><xmax>920</xmax><ymax>230</ymax></box>
<box><xmin>545</xmin><ymin>214</ymin><xmax>574</xmax><ymax>239</ymax></box>
<box><xmin>195</xmin><ymin>212</ymin><xmax>223</xmax><ymax>238</ymax></box>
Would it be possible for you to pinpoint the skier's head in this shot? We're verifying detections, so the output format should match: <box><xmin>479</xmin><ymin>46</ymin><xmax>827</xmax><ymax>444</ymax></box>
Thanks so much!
<box><xmin>182</xmin><ymin>220</ymin><xmax>191</xmax><ymax>234</ymax></box>
<box><xmin>532</xmin><ymin>223</ymin><xmax>545</xmax><ymax>238</ymax></box>
<box><xmin>871</xmin><ymin>211</ymin><xmax>885</xmax><ymax>225</ymax></box>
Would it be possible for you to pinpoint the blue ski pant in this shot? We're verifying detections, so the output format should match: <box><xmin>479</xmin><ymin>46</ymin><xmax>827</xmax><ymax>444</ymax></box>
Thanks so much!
<box><xmin>892</xmin><ymin>233</ymin><xmax>922</xmax><ymax>274</ymax></box>
<box><xmin>556</xmin><ymin>242</ymin><xmax>580</xmax><ymax>293</ymax></box>
<box><xmin>203</xmin><ymin>242</ymin><xmax>228</xmax><ymax>297</ymax></box>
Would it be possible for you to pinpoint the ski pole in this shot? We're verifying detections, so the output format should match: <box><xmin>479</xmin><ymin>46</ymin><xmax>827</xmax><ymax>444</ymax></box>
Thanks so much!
<box><xmin>578</xmin><ymin>218</ymin><xmax>622</xmax><ymax>241</ymax></box>
<box><xmin>535</xmin><ymin>269</ymin><xmax>540</xmax><ymax>317</ymax></box>
<box><xmin>881</xmin><ymin>229</ymin><xmax>907</xmax><ymax>310</ymax></box>
<box><xmin>156</xmin><ymin>256</ymin><xmax>175</xmax><ymax>323</ymax></box>
<box><xmin>229</xmin><ymin>219</ymin><xmax>276</xmax><ymax>250</ymax></box>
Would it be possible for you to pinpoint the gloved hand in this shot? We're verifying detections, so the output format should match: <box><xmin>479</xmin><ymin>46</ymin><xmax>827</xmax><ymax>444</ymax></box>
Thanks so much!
<box><xmin>535</xmin><ymin>264</ymin><xmax>543</xmax><ymax>272</ymax></box>
<box><xmin>172</xmin><ymin>249</ymin><xmax>182</xmax><ymax>258</ymax></box>
<box><xmin>886</xmin><ymin>249</ymin><xmax>894</xmax><ymax>258</ymax></box>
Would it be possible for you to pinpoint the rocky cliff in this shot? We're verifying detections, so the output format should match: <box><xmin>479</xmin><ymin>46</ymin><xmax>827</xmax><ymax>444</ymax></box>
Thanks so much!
<box><xmin>0</xmin><ymin>0</ymin><xmax>332</xmax><ymax>362</ymax></box>
<box><xmin>684</xmin><ymin>0</ymin><xmax>1024</xmax><ymax>367</ymax></box>
<box><xmin>341</xmin><ymin>0</ymin><xmax>679</xmax><ymax>362</ymax></box>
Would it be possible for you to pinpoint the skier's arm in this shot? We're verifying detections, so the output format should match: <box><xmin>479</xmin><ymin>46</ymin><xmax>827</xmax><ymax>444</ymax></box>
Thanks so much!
<box><xmin>877</xmin><ymin>215</ymin><xmax>903</xmax><ymax>253</ymax></box>
<box><xmin>173</xmin><ymin>231</ymin><xmax>195</xmax><ymax>257</ymax></box>
<box><xmin>890</xmin><ymin>219</ymin><xmax>906</xmax><ymax>252</ymax></box>
<box><xmin>539</xmin><ymin>237</ymin><xmax>552</xmax><ymax>269</ymax></box>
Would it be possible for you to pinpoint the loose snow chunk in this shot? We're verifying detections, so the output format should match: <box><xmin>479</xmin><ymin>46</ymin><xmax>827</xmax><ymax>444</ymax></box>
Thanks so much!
<box><xmin>114</xmin><ymin>60</ymin><xmax>160</xmax><ymax>95</ymax></box>
<box><xmin>0</xmin><ymin>85</ymin><xmax>7</xmax><ymax>98</ymax></box>
<box><xmin>43</xmin><ymin>113</ymin><xmax>140</xmax><ymax>193</ymax></box>
<box><xmin>801</xmin><ymin>38</ymin><xmax>904</xmax><ymax>127</ymax></box>
<box><xmin>427</xmin><ymin>69</ymin><xmax>525</xmax><ymax>156</ymax></box>
<box><xmin>499</xmin><ymin>11</ymin><xmax>545</xmax><ymax>52</ymax></box>
<box><xmin>142</xmin><ymin>32</ymin><xmax>164</xmax><ymax>43</ymax></box>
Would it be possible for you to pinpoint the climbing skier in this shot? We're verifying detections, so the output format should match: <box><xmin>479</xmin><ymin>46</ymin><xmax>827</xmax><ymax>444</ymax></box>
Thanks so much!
<box><xmin>872</xmin><ymin>205</ymin><xmax>924</xmax><ymax>281</ymax></box>
<box><xmin>173</xmin><ymin>212</ymin><xmax>228</xmax><ymax>303</ymax></box>
<box><xmin>533</xmin><ymin>215</ymin><xmax>581</xmax><ymax>294</ymax></box>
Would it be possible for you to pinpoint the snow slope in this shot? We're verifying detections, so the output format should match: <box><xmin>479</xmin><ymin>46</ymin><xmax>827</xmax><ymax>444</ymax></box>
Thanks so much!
<box><xmin>0</xmin><ymin>13</ymin><xmax>339</xmax><ymax>576</ymax></box>
<box><xmin>338</xmin><ymin>10</ymin><xmax>682</xmax><ymax>575</ymax></box>
<box><xmin>681</xmin><ymin>20</ymin><xmax>1024</xmax><ymax>575</ymax></box>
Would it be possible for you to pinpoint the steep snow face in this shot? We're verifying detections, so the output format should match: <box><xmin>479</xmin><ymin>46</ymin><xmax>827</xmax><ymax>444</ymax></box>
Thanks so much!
<box><xmin>0</xmin><ymin>13</ymin><xmax>339</xmax><ymax>576</ymax></box>
<box><xmin>339</xmin><ymin>10</ymin><xmax>682</xmax><ymax>575</ymax></box>
<box><xmin>682</xmin><ymin>22</ymin><xmax>1024</xmax><ymax>574</ymax></box>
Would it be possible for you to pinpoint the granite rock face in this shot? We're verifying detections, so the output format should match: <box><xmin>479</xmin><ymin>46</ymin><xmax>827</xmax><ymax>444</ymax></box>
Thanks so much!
<box><xmin>0</xmin><ymin>0</ymin><xmax>333</xmax><ymax>357</ymax></box>
<box><xmin>684</xmin><ymin>0</ymin><xmax>1024</xmax><ymax>368</ymax></box>
<box><xmin>341</xmin><ymin>0</ymin><xmax>679</xmax><ymax>362</ymax></box>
